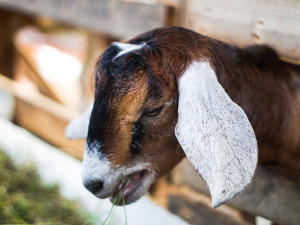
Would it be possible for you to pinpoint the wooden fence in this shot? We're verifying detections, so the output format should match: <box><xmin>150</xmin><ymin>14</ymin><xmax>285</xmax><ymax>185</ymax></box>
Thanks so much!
<box><xmin>0</xmin><ymin>1</ymin><xmax>299</xmax><ymax>224</ymax></box>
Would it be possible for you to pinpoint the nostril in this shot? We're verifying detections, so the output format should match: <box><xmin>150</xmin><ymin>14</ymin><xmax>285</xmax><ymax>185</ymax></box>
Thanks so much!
<box><xmin>83</xmin><ymin>180</ymin><xmax>104</xmax><ymax>194</ymax></box>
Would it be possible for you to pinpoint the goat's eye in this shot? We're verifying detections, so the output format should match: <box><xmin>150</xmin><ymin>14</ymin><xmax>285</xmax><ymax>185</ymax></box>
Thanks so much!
<box><xmin>143</xmin><ymin>106</ymin><xmax>163</xmax><ymax>117</ymax></box>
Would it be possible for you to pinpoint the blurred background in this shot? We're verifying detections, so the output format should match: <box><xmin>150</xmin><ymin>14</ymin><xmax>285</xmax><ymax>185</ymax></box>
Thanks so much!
<box><xmin>0</xmin><ymin>0</ymin><xmax>299</xmax><ymax>224</ymax></box>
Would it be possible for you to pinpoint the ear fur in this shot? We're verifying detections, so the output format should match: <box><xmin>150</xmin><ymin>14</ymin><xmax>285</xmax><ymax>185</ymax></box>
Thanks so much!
<box><xmin>65</xmin><ymin>103</ymin><xmax>93</xmax><ymax>139</ymax></box>
<box><xmin>175</xmin><ymin>61</ymin><xmax>258</xmax><ymax>207</ymax></box>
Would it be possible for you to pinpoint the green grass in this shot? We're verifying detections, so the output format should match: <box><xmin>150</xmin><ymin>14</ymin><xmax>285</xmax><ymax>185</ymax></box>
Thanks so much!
<box><xmin>0</xmin><ymin>149</ymin><xmax>92</xmax><ymax>224</ymax></box>
<box><xmin>101</xmin><ymin>178</ymin><xmax>130</xmax><ymax>225</ymax></box>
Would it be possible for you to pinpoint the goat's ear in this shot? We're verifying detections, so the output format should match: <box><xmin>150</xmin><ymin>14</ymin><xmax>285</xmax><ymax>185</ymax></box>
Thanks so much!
<box><xmin>175</xmin><ymin>61</ymin><xmax>258</xmax><ymax>208</ymax></box>
<box><xmin>65</xmin><ymin>103</ymin><xmax>93</xmax><ymax>139</ymax></box>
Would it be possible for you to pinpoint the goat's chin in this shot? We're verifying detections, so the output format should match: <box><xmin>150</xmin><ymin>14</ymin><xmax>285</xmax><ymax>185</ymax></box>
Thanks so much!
<box><xmin>108</xmin><ymin>169</ymin><xmax>155</xmax><ymax>205</ymax></box>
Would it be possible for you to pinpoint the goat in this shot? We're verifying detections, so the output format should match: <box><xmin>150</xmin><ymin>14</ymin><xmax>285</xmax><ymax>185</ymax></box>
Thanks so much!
<box><xmin>66</xmin><ymin>27</ymin><xmax>300</xmax><ymax>207</ymax></box>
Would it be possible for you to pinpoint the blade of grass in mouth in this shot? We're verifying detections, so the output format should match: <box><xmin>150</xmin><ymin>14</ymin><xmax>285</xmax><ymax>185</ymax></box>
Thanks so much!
<box><xmin>108</xmin><ymin>177</ymin><xmax>131</xmax><ymax>225</ymax></box>
<box><xmin>122</xmin><ymin>189</ymin><xmax>128</xmax><ymax>225</ymax></box>
<box><xmin>101</xmin><ymin>177</ymin><xmax>131</xmax><ymax>225</ymax></box>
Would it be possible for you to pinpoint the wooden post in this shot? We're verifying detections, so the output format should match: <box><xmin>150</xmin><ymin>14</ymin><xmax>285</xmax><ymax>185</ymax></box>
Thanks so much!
<box><xmin>173</xmin><ymin>159</ymin><xmax>300</xmax><ymax>225</ymax></box>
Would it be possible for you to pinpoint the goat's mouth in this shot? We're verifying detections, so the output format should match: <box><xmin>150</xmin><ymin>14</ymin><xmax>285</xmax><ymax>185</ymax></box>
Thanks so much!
<box><xmin>109</xmin><ymin>169</ymin><xmax>153</xmax><ymax>205</ymax></box>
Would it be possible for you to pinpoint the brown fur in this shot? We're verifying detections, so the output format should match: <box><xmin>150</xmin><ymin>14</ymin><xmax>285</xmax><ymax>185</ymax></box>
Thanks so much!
<box><xmin>131</xmin><ymin>27</ymin><xmax>300</xmax><ymax>174</ymax></box>
<box><xmin>91</xmin><ymin>27</ymin><xmax>300</xmax><ymax>179</ymax></box>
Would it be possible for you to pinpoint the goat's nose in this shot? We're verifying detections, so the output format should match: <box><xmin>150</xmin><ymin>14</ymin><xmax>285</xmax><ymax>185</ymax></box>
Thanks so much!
<box><xmin>83</xmin><ymin>179</ymin><xmax>104</xmax><ymax>194</ymax></box>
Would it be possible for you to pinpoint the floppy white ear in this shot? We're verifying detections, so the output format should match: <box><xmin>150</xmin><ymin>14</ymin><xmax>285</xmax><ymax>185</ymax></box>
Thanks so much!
<box><xmin>175</xmin><ymin>61</ymin><xmax>258</xmax><ymax>208</ymax></box>
<box><xmin>65</xmin><ymin>103</ymin><xmax>93</xmax><ymax>139</ymax></box>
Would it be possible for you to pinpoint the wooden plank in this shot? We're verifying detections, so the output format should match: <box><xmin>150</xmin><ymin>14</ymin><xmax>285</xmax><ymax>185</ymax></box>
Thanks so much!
<box><xmin>0</xmin><ymin>10</ymin><xmax>34</xmax><ymax>78</ymax></box>
<box><xmin>13</xmin><ymin>26</ymin><xmax>89</xmax><ymax>107</ymax></box>
<box><xmin>0</xmin><ymin>0</ymin><xmax>167</xmax><ymax>39</ymax></box>
<box><xmin>150</xmin><ymin>179</ymin><xmax>254</xmax><ymax>225</ymax></box>
<box><xmin>167</xmin><ymin>194</ymin><xmax>252</xmax><ymax>225</ymax></box>
<box><xmin>185</xmin><ymin>0</ymin><xmax>300</xmax><ymax>65</ymax></box>
<box><xmin>173</xmin><ymin>159</ymin><xmax>300</xmax><ymax>225</ymax></box>
<box><xmin>0</xmin><ymin>74</ymin><xmax>85</xmax><ymax>160</ymax></box>
<box><xmin>14</xmin><ymin>49</ymin><xmax>63</xmax><ymax>104</ymax></box>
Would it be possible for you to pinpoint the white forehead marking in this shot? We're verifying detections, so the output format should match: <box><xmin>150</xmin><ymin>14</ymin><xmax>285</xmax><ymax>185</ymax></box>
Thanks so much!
<box><xmin>112</xmin><ymin>42</ymin><xmax>146</xmax><ymax>60</ymax></box>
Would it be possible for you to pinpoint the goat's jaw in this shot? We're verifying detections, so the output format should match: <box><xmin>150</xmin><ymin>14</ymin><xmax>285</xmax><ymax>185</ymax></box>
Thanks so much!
<box><xmin>81</xmin><ymin>147</ymin><xmax>155</xmax><ymax>205</ymax></box>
